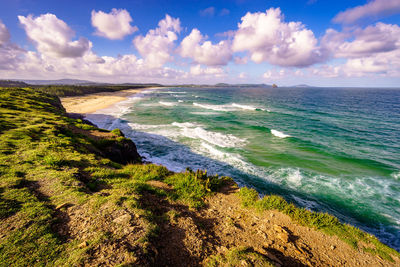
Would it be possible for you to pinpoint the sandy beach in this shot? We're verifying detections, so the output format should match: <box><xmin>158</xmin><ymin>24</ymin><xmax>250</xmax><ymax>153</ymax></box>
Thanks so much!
<box><xmin>61</xmin><ymin>88</ymin><xmax>151</xmax><ymax>114</ymax></box>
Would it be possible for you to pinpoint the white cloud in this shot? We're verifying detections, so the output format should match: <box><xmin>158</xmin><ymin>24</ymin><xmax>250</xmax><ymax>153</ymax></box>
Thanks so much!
<box><xmin>200</xmin><ymin>7</ymin><xmax>215</xmax><ymax>17</ymax></box>
<box><xmin>91</xmin><ymin>8</ymin><xmax>138</xmax><ymax>40</ymax></box>
<box><xmin>238</xmin><ymin>72</ymin><xmax>247</xmax><ymax>79</ymax></box>
<box><xmin>333</xmin><ymin>0</ymin><xmax>400</xmax><ymax>24</ymax></box>
<box><xmin>18</xmin><ymin>13</ymin><xmax>91</xmax><ymax>58</ymax></box>
<box><xmin>318</xmin><ymin>22</ymin><xmax>400</xmax><ymax>77</ymax></box>
<box><xmin>323</xmin><ymin>23</ymin><xmax>400</xmax><ymax>58</ymax></box>
<box><xmin>232</xmin><ymin>8</ymin><xmax>325</xmax><ymax>67</ymax></box>
<box><xmin>179</xmin><ymin>28</ymin><xmax>232</xmax><ymax>65</ymax></box>
<box><xmin>0</xmin><ymin>20</ymin><xmax>25</xmax><ymax>70</ymax></box>
<box><xmin>190</xmin><ymin>64</ymin><xmax>225</xmax><ymax>77</ymax></box>
<box><xmin>133</xmin><ymin>14</ymin><xmax>181</xmax><ymax>68</ymax></box>
<box><xmin>0</xmin><ymin>20</ymin><xmax>11</xmax><ymax>45</ymax></box>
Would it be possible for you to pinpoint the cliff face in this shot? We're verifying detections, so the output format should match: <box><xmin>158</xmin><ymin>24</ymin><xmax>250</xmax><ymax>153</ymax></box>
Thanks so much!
<box><xmin>0</xmin><ymin>87</ymin><xmax>399</xmax><ymax>267</ymax></box>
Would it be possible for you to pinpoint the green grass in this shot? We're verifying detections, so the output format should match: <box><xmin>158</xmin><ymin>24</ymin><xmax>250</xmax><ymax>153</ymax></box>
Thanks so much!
<box><xmin>165</xmin><ymin>169</ymin><xmax>231</xmax><ymax>208</ymax></box>
<box><xmin>238</xmin><ymin>187</ymin><xmax>400</xmax><ymax>261</ymax></box>
<box><xmin>205</xmin><ymin>246</ymin><xmax>276</xmax><ymax>267</ymax></box>
<box><xmin>0</xmin><ymin>87</ymin><xmax>168</xmax><ymax>265</ymax></box>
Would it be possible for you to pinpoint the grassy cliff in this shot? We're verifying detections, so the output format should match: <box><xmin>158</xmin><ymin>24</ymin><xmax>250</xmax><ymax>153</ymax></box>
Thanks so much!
<box><xmin>0</xmin><ymin>87</ymin><xmax>399</xmax><ymax>266</ymax></box>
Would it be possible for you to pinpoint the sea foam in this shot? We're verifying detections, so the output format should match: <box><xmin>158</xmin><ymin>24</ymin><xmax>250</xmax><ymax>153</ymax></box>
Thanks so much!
<box><xmin>159</xmin><ymin>101</ymin><xmax>177</xmax><ymax>107</ymax></box>
<box><xmin>271</xmin><ymin>129</ymin><xmax>291</xmax><ymax>138</ymax></box>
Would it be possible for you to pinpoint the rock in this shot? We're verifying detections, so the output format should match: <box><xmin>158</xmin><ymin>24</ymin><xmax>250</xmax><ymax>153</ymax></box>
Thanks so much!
<box><xmin>330</xmin><ymin>245</ymin><xmax>336</xmax><ymax>250</ymax></box>
<box><xmin>78</xmin><ymin>241</ymin><xmax>88</xmax><ymax>248</ymax></box>
<box><xmin>113</xmin><ymin>214</ymin><xmax>132</xmax><ymax>225</ymax></box>
<box><xmin>104</xmin><ymin>137</ymin><xmax>141</xmax><ymax>164</ymax></box>
<box><xmin>270</xmin><ymin>213</ymin><xmax>275</xmax><ymax>218</ymax></box>
<box><xmin>272</xmin><ymin>225</ymin><xmax>290</xmax><ymax>243</ymax></box>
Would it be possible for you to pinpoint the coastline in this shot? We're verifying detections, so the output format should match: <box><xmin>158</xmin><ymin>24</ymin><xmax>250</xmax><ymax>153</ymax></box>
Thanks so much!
<box><xmin>1</xmin><ymin>87</ymin><xmax>399</xmax><ymax>266</ymax></box>
<box><xmin>60</xmin><ymin>87</ymin><xmax>159</xmax><ymax>114</ymax></box>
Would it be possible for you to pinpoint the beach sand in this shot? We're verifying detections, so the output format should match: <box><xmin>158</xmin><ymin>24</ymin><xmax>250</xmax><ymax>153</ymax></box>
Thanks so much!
<box><xmin>61</xmin><ymin>88</ymin><xmax>149</xmax><ymax>114</ymax></box>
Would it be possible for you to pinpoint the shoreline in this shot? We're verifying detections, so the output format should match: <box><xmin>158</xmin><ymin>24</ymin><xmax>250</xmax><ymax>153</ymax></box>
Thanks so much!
<box><xmin>60</xmin><ymin>87</ymin><xmax>160</xmax><ymax>114</ymax></box>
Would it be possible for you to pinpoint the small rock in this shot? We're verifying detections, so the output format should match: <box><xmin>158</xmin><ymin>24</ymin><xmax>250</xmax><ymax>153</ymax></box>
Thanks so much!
<box><xmin>270</xmin><ymin>213</ymin><xmax>275</xmax><ymax>218</ymax></box>
<box><xmin>330</xmin><ymin>245</ymin><xmax>336</xmax><ymax>250</ymax></box>
<box><xmin>78</xmin><ymin>241</ymin><xmax>88</xmax><ymax>248</ymax></box>
<box><xmin>277</xmin><ymin>232</ymin><xmax>289</xmax><ymax>243</ymax></box>
<box><xmin>113</xmin><ymin>214</ymin><xmax>132</xmax><ymax>225</ymax></box>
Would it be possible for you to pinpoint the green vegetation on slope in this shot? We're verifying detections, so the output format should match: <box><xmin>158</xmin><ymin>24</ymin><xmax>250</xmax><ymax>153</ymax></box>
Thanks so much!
<box><xmin>238</xmin><ymin>187</ymin><xmax>400</xmax><ymax>261</ymax></box>
<box><xmin>34</xmin><ymin>85</ymin><xmax>152</xmax><ymax>97</ymax></box>
<box><xmin>0</xmin><ymin>87</ymin><xmax>227</xmax><ymax>266</ymax></box>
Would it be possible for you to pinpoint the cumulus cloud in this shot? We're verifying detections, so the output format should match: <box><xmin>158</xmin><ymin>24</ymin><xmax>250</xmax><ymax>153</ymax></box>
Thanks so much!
<box><xmin>179</xmin><ymin>28</ymin><xmax>232</xmax><ymax>65</ymax></box>
<box><xmin>333</xmin><ymin>0</ymin><xmax>400</xmax><ymax>24</ymax></box>
<box><xmin>322</xmin><ymin>22</ymin><xmax>400</xmax><ymax>58</ymax></box>
<box><xmin>91</xmin><ymin>8</ymin><xmax>138</xmax><ymax>40</ymax></box>
<box><xmin>232</xmin><ymin>8</ymin><xmax>325</xmax><ymax>67</ymax></box>
<box><xmin>18</xmin><ymin>13</ymin><xmax>91</xmax><ymax>58</ymax></box>
<box><xmin>133</xmin><ymin>14</ymin><xmax>181</xmax><ymax>68</ymax></box>
<box><xmin>200</xmin><ymin>7</ymin><xmax>215</xmax><ymax>17</ymax></box>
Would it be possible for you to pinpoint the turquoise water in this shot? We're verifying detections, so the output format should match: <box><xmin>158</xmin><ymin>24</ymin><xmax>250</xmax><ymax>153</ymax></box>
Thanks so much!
<box><xmin>87</xmin><ymin>87</ymin><xmax>400</xmax><ymax>251</ymax></box>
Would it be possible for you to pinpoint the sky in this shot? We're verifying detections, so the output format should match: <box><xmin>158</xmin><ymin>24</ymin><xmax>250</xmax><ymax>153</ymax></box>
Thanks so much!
<box><xmin>1</xmin><ymin>0</ymin><xmax>400</xmax><ymax>86</ymax></box>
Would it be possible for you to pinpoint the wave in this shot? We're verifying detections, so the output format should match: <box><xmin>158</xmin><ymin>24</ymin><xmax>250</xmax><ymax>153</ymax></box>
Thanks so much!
<box><xmin>178</xmin><ymin>100</ymin><xmax>184</xmax><ymax>103</ymax></box>
<box><xmin>194</xmin><ymin>102</ymin><xmax>268</xmax><ymax>112</ymax></box>
<box><xmin>171</xmin><ymin>122</ymin><xmax>199</xmax><ymax>128</ymax></box>
<box><xmin>190</xmin><ymin>111</ymin><xmax>220</xmax><ymax>116</ymax></box>
<box><xmin>193</xmin><ymin>102</ymin><xmax>234</xmax><ymax>111</ymax></box>
<box><xmin>157</xmin><ymin>91</ymin><xmax>187</xmax><ymax>94</ymax></box>
<box><xmin>182</xmin><ymin>126</ymin><xmax>245</xmax><ymax>148</ymax></box>
<box><xmin>271</xmin><ymin>129</ymin><xmax>291</xmax><ymax>138</ymax></box>
<box><xmin>159</xmin><ymin>101</ymin><xmax>177</xmax><ymax>107</ymax></box>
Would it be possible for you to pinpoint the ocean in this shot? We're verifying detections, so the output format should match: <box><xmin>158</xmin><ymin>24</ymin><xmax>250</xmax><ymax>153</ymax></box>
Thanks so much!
<box><xmin>86</xmin><ymin>86</ymin><xmax>400</xmax><ymax>251</ymax></box>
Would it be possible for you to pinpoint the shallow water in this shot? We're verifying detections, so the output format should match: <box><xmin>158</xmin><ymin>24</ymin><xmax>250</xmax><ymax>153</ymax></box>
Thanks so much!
<box><xmin>86</xmin><ymin>87</ymin><xmax>400</xmax><ymax>251</ymax></box>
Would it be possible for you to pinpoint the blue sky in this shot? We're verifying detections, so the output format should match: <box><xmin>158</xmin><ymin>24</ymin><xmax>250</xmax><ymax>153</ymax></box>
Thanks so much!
<box><xmin>1</xmin><ymin>0</ymin><xmax>400</xmax><ymax>86</ymax></box>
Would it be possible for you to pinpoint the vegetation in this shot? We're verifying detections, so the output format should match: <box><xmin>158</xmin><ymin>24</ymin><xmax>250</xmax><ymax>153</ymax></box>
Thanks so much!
<box><xmin>0</xmin><ymin>87</ymin><xmax>227</xmax><ymax>265</ymax></box>
<box><xmin>205</xmin><ymin>247</ymin><xmax>276</xmax><ymax>267</ymax></box>
<box><xmin>238</xmin><ymin>187</ymin><xmax>400</xmax><ymax>261</ymax></box>
<box><xmin>35</xmin><ymin>84</ymin><xmax>154</xmax><ymax>97</ymax></box>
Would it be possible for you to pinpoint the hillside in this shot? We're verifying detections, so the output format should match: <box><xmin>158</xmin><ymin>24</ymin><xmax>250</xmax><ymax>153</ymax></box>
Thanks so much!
<box><xmin>0</xmin><ymin>87</ymin><xmax>399</xmax><ymax>266</ymax></box>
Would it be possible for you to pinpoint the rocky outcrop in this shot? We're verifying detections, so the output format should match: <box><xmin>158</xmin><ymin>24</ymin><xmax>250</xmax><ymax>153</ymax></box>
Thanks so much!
<box><xmin>102</xmin><ymin>135</ymin><xmax>142</xmax><ymax>164</ymax></box>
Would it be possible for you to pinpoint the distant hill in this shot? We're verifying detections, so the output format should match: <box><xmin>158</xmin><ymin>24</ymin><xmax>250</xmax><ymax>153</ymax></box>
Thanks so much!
<box><xmin>19</xmin><ymin>79</ymin><xmax>96</xmax><ymax>85</ymax></box>
<box><xmin>0</xmin><ymin>80</ymin><xmax>29</xmax><ymax>87</ymax></box>
<box><xmin>291</xmin><ymin>84</ymin><xmax>315</xmax><ymax>88</ymax></box>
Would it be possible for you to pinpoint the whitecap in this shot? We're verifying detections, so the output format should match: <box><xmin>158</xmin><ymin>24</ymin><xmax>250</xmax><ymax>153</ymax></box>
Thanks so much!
<box><xmin>193</xmin><ymin>102</ymin><xmax>234</xmax><ymax>111</ymax></box>
<box><xmin>271</xmin><ymin>129</ymin><xmax>291</xmax><ymax>138</ymax></box>
<box><xmin>159</xmin><ymin>101</ymin><xmax>177</xmax><ymax>107</ymax></box>
<box><xmin>231</xmin><ymin>103</ymin><xmax>257</xmax><ymax>111</ymax></box>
